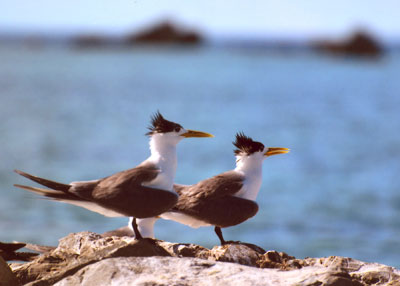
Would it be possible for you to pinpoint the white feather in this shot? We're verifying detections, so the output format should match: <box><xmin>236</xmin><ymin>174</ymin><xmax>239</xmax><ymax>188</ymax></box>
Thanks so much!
<box><xmin>233</xmin><ymin>149</ymin><xmax>265</xmax><ymax>201</ymax></box>
<box><xmin>161</xmin><ymin>212</ymin><xmax>211</xmax><ymax>228</ymax></box>
<box><xmin>56</xmin><ymin>200</ymin><xmax>125</xmax><ymax>217</ymax></box>
<box><xmin>141</xmin><ymin>132</ymin><xmax>183</xmax><ymax>190</ymax></box>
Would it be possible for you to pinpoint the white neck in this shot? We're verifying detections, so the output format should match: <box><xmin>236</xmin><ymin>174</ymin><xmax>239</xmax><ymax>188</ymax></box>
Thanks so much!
<box><xmin>142</xmin><ymin>134</ymin><xmax>180</xmax><ymax>190</ymax></box>
<box><xmin>234</xmin><ymin>153</ymin><xmax>264</xmax><ymax>201</ymax></box>
<box><xmin>235</xmin><ymin>155</ymin><xmax>263</xmax><ymax>175</ymax></box>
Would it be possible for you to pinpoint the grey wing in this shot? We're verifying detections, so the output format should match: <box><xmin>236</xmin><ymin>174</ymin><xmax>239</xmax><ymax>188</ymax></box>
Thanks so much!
<box><xmin>83</xmin><ymin>165</ymin><xmax>177</xmax><ymax>218</ymax></box>
<box><xmin>14</xmin><ymin>164</ymin><xmax>176</xmax><ymax>218</ymax></box>
<box><xmin>174</xmin><ymin>171</ymin><xmax>258</xmax><ymax>227</ymax></box>
<box><xmin>179</xmin><ymin>171</ymin><xmax>245</xmax><ymax>201</ymax></box>
<box><xmin>70</xmin><ymin>162</ymin><xmax>159</xmax><ymax>199</ymax></box>
<box><xmin>192</xmin><ymin>196</ymin><xmax>258</xmax><ymax>227</ymax></box>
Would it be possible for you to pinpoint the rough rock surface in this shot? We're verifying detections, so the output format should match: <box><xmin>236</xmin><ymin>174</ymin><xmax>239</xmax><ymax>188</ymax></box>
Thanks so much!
<box><xmin>10</xmin><ymin>231</ymin><xmax>400</xmax><ymax>286</ymax></box>
<box><xmin>52</xmin><ymin>257</ymin><xmax>352</xmax><ymax>286</ymax></box>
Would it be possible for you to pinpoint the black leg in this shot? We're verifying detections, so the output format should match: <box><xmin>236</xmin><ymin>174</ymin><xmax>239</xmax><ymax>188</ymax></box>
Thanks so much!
<box><xmin>214</xmin><ymin>226</ymin><xmax>227</xmax><ymax>245</ymax></box>
<box><xmin>132</xmin><ymin>218</ymin><xmax>143</xmax><ymax>240</ymax></box>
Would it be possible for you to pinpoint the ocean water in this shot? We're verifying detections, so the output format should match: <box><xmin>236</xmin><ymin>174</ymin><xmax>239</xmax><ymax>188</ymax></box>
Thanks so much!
<box><xmin>1</xmin><ymin>45</ymin><xmax>400</xmax><ymax>268</ymax></box>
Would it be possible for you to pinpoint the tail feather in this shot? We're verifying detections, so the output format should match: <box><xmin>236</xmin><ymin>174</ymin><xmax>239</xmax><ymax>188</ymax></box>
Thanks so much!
<box><xmin>14</xmin><ymin>184</ymin><xmax>77</xmax><ymax>201</ymax></box>
<box><xmin>14</xmin><ymin>169</ymin><xmax>70</xmax><ymax>192</ymax></box>
<box><xmin>14</xmin><ymin>184</ymin><xmax>123</xmax><ymax>217</ymax></box>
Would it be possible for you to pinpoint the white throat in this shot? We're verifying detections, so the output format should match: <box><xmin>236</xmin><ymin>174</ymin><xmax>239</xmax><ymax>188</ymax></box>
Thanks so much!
<box><xmin>142</xmin><ymin>134</ymin><xmax>180</xmax><ymax>191</ymax></box>
<box><xmin>233</xmin><ymin>153</ymin><xmax>264</xmax><ymax>201</ymax></box>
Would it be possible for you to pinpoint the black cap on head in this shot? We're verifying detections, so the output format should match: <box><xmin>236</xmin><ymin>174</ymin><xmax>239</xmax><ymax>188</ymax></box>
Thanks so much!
<box><xmin>233</xmin><ymin>132</ymin><xmax>265</xmax><ymax>155</ymax></box>
<box><xmin>146</xmin><ymin>111</ymin><xmax>183</xmax><ymax>136</ymax></box>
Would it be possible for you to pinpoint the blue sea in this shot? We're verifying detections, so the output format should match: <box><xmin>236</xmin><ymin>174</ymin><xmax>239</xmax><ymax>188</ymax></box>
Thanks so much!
<box><xmin>1</xmin><ymin>45</ymin><xmax>400</xmax><ymax>268</ymax></box>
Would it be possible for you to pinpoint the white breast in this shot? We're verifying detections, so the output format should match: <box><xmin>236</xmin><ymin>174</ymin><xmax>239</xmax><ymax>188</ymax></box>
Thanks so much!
<box><xmin>233</xmin><ymin>174</ymin><xmax>262</xmax><ymax>201</ymax></box>
<box><xmin>142</xmin><ymin>136</ymin><xmax>178</xmax><ymax>191</ymax></box>
<box><xmin>142</xmin><ymin>171</ymin><xmax>174</xmax><ymax>191</ymax></box>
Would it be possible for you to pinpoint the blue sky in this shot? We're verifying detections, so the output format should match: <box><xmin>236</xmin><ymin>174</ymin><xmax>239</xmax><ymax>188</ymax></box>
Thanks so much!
<box><xmin>2</xmin><ymin>0</ymin><xmax>399</xmax><ymax>40</ymax></box>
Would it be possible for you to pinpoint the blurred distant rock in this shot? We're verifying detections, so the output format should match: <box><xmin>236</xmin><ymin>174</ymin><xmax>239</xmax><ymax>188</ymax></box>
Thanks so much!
<box><xmin>69</xmin><ymin>21</ymin><xmax>202</xmax><ymax>48</ymax></box>
<box><xmin>313</xmin><ymin>30</ymin><xmax>383</xmax><ymax>57</ymax></box>
<box><xmin>71</xmin><ymin>34</ymin><xmax>124</xmax><ymax>49</ymax></box>
<box><xmin>8</xmin><ymin>231</ymin><xmax>400</xmax><ymax>286</ymax></box>
<box><xmin>125</xmin><ymin>21</ymin><xmax>202</xmax><ymax>45</ymax></box>
<box><xmin>0</xmin><ymin>242</ymin><xmax>38</xmax><ymax>262</ymax></box>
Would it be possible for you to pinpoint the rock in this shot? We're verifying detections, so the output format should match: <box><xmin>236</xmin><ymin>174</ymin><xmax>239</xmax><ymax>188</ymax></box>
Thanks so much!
<box><xmin>52</xmin><ymin>256</ymin><xmax>321</xmax><ymax>286</ymax></box>
<box><xmin>312</xmin><ymin>30</ymin><xmax>383</xmax><ymax>57</ymax></box>
<box><xmin>0</xmin><ymin>256</ymin><xmax>20</xmax><ymax>286</ymax></box>
<box><xmin>11</xmin><ymin>231</ymin><xmax>400</xmax><ymax>286</ymax></box>
<box><xmin>209</xmin><ymin>243</ymin><xmax>263</xmax><ymax>266</ymax></box>
<box><xmin>157</xmin><ymin>241</ymin><xmax>210</xmax><ymax>259</ymax></box>
<box><xmin>13</xmin><ymin>232</ymin><xmax>170</xmax><ymax>286</ymax></box>
<box><xmin>0</xmin><ymin>242</ymin><xmax>38</xmax><ymax>262</ymax></box>
<box><xmin>101</xmin><ymin>226</ymin><xmax>133</xmax><ymax>238</ymax></box>
<box><xmin>22</xmin><ymin>243</ymin><xmax>55</xmax><ymax>254</ymax></box>
<box><xmin>125</xmin><ymin>20</ymin><xmax>202</xmax><ymax>45</ymax></box>
<box><xmin>258</xmin><ymin>250</ymin><xmax>304</xmax><ymax>270</ymax></box>
<box><xmin>52</xmin><ymin>256</ymin><xmax>394</xmax><ymax>286</ymax></box>
<box><xmin>304</xmin><ymin>256</ymin><xmax>400</xmax><ymax>286</ymax></box>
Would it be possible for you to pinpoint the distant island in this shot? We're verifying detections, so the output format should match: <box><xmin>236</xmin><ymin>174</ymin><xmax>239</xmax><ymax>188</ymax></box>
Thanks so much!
<box><xmin>72</xmin><ymin>21</ymin><xmax>202</xmax><ymax>49</ymax></box>
<box><xmin>312</xmin><ymin>30</ymin><xmax>383</xmax><ymax>57</ymax></box>
<box><xmin>0</xmin><ymin>20</ymin><xmax>390</xmax><ymax>58</ymax></box>
<box><xmin>125</xmin><ymin>21</ymin><xmax>202</xmax><ymax>45</ymax></box>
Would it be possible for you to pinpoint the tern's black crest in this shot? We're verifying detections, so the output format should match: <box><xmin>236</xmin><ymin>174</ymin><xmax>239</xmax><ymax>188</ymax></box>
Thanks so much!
<box><xmin>233</xmin><ymin>132</ymin><xmax>265</xmax><ymax>155</ymax></box>
<box><xmin>146</xmin><ymin>111</ymin><xmax>183</xmax><ymax>135</ymax></box>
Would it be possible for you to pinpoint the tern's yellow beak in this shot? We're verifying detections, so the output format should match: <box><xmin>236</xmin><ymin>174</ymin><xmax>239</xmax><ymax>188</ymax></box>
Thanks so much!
<box><xmin>265</xmin><ymin>147</ymin><xmax>290</xmax><ymax>156</ymax></box>
<box><xmin>181</xmin><ymin>129</ymin><xmax>214</xmax><ymax>138</ymax></box>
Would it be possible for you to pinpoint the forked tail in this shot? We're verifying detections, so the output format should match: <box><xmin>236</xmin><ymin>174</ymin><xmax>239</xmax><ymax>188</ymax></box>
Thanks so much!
<box><xmin>14</xmin><ymin>169</ymin><xmax>70</xmax><ymax>192</ymax></box>
<box><xmin>13</xmin><ymin>184</ymin><xmax>74</xmax><ymax>200</ymax></box>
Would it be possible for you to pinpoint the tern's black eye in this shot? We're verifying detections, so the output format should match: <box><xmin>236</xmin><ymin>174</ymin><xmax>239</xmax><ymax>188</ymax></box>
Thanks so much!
<box><xmin>174</xmin><ymin>126</ymin><xmax>181</xmax><ymax>132</ymax></box>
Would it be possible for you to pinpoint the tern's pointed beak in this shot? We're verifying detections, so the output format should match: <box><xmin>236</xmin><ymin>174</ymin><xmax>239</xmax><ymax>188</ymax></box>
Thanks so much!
<box><xmin>181</xmin><ymin>129</ymin><xmax>214</xmax><ymax>138</ymax></box>
<box><xmin>265</xmin><ymin>147</ymin><xmax>290</xmax><ymax>156</ymax></box>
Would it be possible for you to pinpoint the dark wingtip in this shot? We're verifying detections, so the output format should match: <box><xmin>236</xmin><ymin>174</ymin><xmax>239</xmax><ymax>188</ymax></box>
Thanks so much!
<box><xmin>13</xmin><ymin>170</ymin><xmax>71</xmax><ymax>192</ymax></box>
<box><xmin>14</xmin><ymin>169</ymin><xmax>30</xmax><ymax>178</ymax></box>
